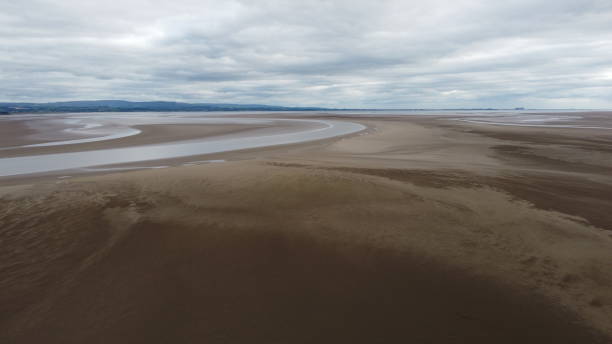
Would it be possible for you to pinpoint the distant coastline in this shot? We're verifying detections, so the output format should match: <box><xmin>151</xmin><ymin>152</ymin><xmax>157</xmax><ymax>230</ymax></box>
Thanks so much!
<box><xmin>0</xmin><ymin>100</ymin><xmax>330</xmax><ymax>114</ymax></box>
<box><xmin>1</xmin><ymin>100</ymin><xmax>601</xmax><ymax>115</ymax></box>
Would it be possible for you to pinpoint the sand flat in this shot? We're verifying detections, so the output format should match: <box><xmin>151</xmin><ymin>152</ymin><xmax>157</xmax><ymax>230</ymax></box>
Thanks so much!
<box><xmin>1</xmin><ymin>112</ymin><xmax>611</xmax><ymax>343</ymax></box>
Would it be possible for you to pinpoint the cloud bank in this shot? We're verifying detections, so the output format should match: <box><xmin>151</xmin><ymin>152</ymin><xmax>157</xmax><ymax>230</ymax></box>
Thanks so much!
<box><xmin>2</xmin><ymin>0</ymin><xmax>612</xmax><ymax>108</ymax></box>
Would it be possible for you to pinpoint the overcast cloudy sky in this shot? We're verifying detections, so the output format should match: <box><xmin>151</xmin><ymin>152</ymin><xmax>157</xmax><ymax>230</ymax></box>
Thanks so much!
<box><xmin>2</xmin><ymin>0</ymin><xmax>612</xmax><ymax>108</ymax></box>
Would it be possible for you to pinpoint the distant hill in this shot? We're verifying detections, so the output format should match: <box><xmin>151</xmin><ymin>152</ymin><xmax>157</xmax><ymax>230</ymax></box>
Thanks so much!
<box><xmin>0</xmin><ymin>100</ymin><xmax>330</xmax><ymax>114</ymax></box>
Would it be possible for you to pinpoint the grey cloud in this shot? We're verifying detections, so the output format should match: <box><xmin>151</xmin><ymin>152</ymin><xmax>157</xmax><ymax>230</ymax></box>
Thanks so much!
<box><xmin>1</xmin><ymin>0</ymin><xmax>611</xmax><ymax>108</ymax></box>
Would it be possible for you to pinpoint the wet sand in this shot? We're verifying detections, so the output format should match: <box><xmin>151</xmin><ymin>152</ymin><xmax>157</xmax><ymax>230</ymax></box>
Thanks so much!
<box><xmin>0</xmin><ymin>120</ymin><xmax>37</xmax><ymax>147</ymax></box>
<box><xmin>1</xmin><ymin>112</ymin><xmax>612</xmax><ymax>343</ymax></box>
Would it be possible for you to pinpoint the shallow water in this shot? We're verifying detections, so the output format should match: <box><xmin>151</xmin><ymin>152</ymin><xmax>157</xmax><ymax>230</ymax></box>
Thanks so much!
<box><xmin>18</xmin><ymin>127</ymin><xmax>142</xmax><ymax>148</ymax></box>
<box><xmin>0</xmin><ymin>117</ymin><xmax>364</xmax><ymax>177</ymax></box>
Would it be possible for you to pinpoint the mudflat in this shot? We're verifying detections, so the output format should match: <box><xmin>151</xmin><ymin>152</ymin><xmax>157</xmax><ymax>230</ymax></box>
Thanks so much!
<box><xmin>1</xmin><ymin>112</ymin><xmax>611</xmax><ymax>343</ymax></box>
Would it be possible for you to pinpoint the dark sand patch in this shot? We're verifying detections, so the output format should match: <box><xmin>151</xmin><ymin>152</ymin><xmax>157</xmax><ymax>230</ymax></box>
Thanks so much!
<box><xmin>467</xmin><ymin>127</ymin><xmax>612</xmax><ymax>154</ymax></box>
<box><xmin>269</xmin><ymin>163</ymin><xmax>612</xmax><ymax>231</ymax></box>
<box><xmin>491</xmin><ymin>144</ymin><xmax>612</xmax><ymax>174</ymax></box>
<box><xmin>0</xmin><ymin>120</ymin><xmax>36</xmax><ymax>146</ymax></box>
<box><xmin>0</xmin><ymin>190</ymin><xmax>605</xmax><ymax>343</ymax></box>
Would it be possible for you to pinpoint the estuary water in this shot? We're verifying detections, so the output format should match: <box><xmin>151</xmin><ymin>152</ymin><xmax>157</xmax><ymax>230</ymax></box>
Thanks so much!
<box><xmin>0</xmin><ymin>115</ymin><xmax>365</xmax><ymax>177</ymax></box>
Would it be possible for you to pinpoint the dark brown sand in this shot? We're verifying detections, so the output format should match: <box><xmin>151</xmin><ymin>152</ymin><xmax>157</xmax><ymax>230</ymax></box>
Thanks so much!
<box><xmin>0</xmin><ymin>120</ymin><xmax>36</xmax><ymax>147</ymax></box>
<box><xmin>1</xmin><ymin>112</ymin><xmax>612</xmax><ymax>343</ymax></box>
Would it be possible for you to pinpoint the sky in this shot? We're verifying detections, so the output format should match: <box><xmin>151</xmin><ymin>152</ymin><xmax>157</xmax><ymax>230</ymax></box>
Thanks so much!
<box><xmin>1</xmin><ymin>0</ymin><xmax>612</xmax><ymax>108</ymax></box>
